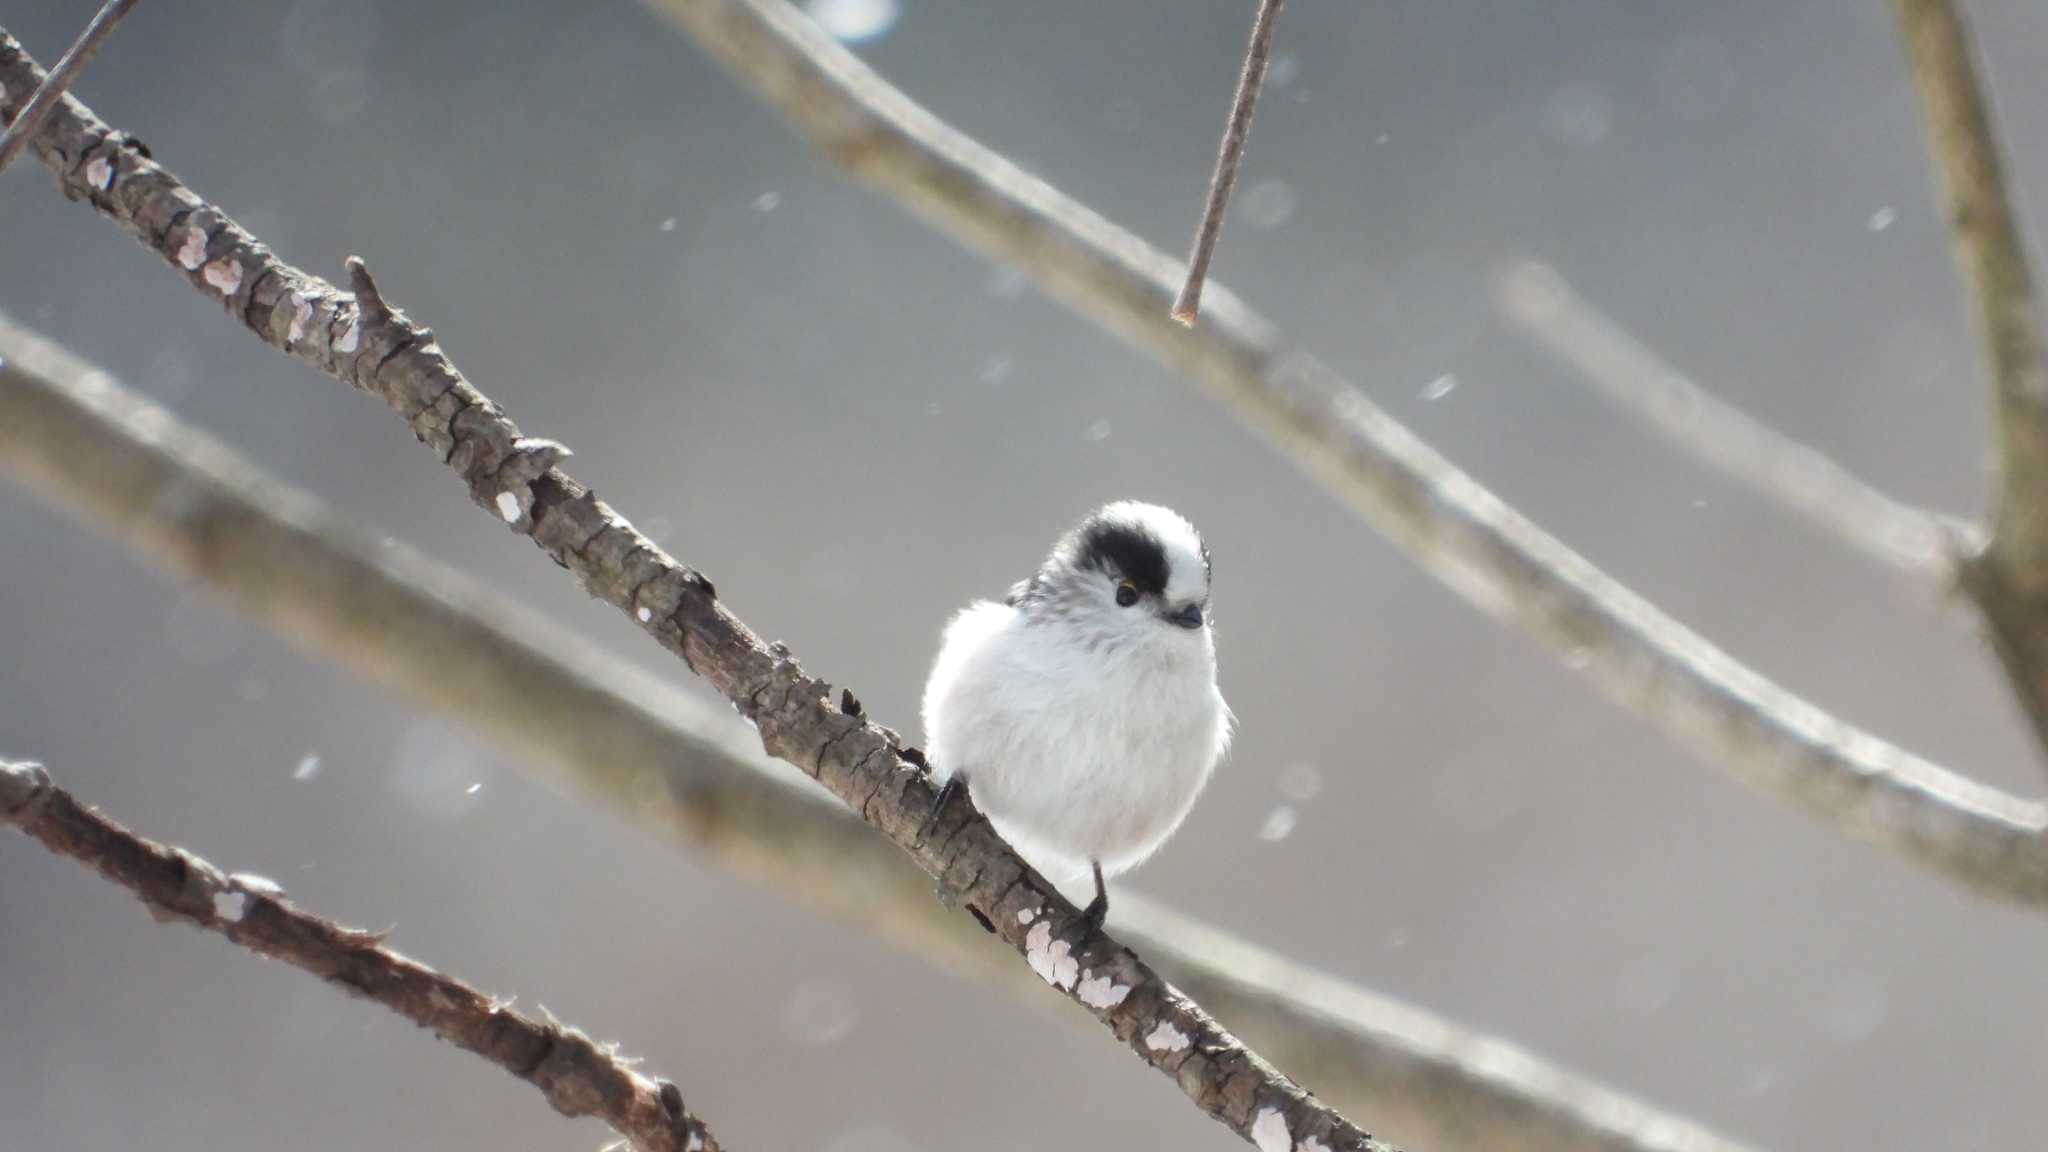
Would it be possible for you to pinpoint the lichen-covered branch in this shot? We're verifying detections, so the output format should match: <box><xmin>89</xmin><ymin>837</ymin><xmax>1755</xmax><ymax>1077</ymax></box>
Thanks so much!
<box><xmin>0</xmin><ymin>312</ymin><xmax>1765</xmax><ymax>1152</ymax></box>
<box><xmin>0</xmin><ymin>33</ymin><xmax>1388</xmax><ymax>1152</ymax></box>
<box><xmin>1891</xmin><ymin>0</ymin><xmax>2048</xmax><ymax>764</ymax></box>
<box><xmin>1490</xmin><ymin>258</ymin><xmax>1971</xmax><ymax>577</ymax></box>
<box><xmin>628</xmin><ymin>0</ymin><xmax>2048</xmax><ymax>905</ymax></box>
<box><xmin>0</xmin><ymin>757</ymin><xmax>721</xmax><ymax>1152</ymax></box>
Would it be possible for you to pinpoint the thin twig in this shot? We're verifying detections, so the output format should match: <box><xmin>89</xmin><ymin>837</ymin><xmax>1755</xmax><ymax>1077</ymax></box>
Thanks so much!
<box><xmin>628</xmin><ymin>2</ymin><xmax>2048</xmax><ymax>902</ymax></box>
<box><xmin>0</xmin><ymin>311</ymin><xmax>1766</xmax><ymax>1152</ymax></box>
<box><xmin>0</xmin><ymin>0</ymin><xmax>139</xmax><ymax>175</ymax></box>
<box><xmin>0</xmin><ymin>34</ymin><xmax>1391</xmax><ymax>1152</ymax></box>
<box><xmin>1891</xmin><ymin>0</ymin><xmax>2048</xmax><ymax>769</ymax></box>
<box><xmin>1172</xmin><ymin>0</ymin><xmax>1285</xmax><ymax>326</ymax></box>
<box><xmin>0</xmin><ymin>757</ymin><xmax>723</xmax><ymax>1152</ymax></box>
<box><xmin>1490</xmin><ymin>257</ymin><xmax>1974</xmax><ymax>577</ymax></box>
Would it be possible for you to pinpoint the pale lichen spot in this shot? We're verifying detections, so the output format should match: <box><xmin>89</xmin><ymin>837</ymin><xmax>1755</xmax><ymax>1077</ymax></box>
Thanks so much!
<box><xmin>637</xmin><ymin>606</ymin><xmax>653</xmax><ymax>623</ymax></box>
<box><xmin>496</xmin><ymin>492</ymin><xmax>522</xmax><ymax>523</ymax></box>
<box><xmin>1301</xmin><ymin>1139</ymin><xmax>1332</xmax><ymax>1152</ymax></box>
<box><xmin>1075</xmin><ymin>971</ymin><xmax>1129</xmax><ymax>1009</ymax></box>
<box><xmin>176</xmin><ymin>228</ymin><xmax>208</xmax><ymax>270</ymax></box>
<box><xmin>334</xmin><ymin>316</ymin><xmax>360</xmax><ymax>354</ymax></box>
<box><xmin>1144</xmin><ymin>1022</ymin><xmax>1190</xmax><ymax>1052</ymax></box>
<box><xmin>212</xmin><ymin>890</ymin><xmax>248</xmax><ymax>922</ymax></box>
<box><xmin>1250</xmin><ymin>1108</ymin><xmax>1291</xmax><ymax>1152</ymax></box>
<box><xmin>229</xmin><ymin>872</ymin><xmax>284</xmax><ymax>898</ymax></box>
<box><xmin>85</xmin><ymin>156</ymin><xmax>114</xmax><ymax>191</ymax></box>
<box><xmin>1024</xmin><ymin>919</ymin><xmax>1078</xmax><ymax>989</ymax></box>
<box><xmin>203</xmin><ymin>258</ymin><xmax>243</xmax><ymax>297</ymax></box>
<box><xmin>1016</xmin><ymin>907</ymin><xmax>1036</xmax><ymax>925</ymax></box>
<box><xmin>287</xmin><ymin>293</ymin><xmax>314</xmax><ymax>344</ymax></box>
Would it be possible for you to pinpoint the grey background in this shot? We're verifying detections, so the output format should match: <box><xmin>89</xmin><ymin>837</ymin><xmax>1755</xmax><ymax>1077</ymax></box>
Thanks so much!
<box><xmin>4</xmin><ymin>1</ymin><xmax>2046</xmax><ymax>1149</ymax></box>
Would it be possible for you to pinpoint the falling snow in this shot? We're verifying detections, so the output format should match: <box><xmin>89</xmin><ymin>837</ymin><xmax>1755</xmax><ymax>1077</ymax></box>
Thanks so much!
<box><xmin>1258</xmin><ymin>804</ymin><xmax>1297</xmax><ymax>842</ymax></box>
<box><xmin>1239</xmin><ymin>179</ymin><xmax>1297</xmax><ymax>230</ymax></box>
<box><xmin>294</xmin><ymin>754</ymin><xmax>322</xmax><ymax>781</ymax></box>
<box><xmin>1419</xmin><ymin>373</ymin><xmax>1458</xmax><ymax>402</ymax></box>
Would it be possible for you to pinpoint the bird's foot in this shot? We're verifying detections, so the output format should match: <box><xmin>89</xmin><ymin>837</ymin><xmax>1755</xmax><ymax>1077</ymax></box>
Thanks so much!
<box><xmin>916</xmin><ymin>775</ymin><xmax>964</xmax><ymax>850</ymax></box>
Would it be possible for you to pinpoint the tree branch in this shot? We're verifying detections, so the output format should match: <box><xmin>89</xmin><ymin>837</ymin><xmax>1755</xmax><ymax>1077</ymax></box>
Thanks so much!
<box><xmin>0</xmin><ymin>757</ymin><xmax>722</xmax><ymax>1152</ymax></box>
<box><xmin>0</xmin><ymin>311</ymin><xmax>1764</xmax><ymax>1152</ymax></box>
<box><xmin>1172</xmin><ymin>0</ymin><xmax>1285</xmax><ymax>326</ymax></box>
<box><xmin>1490</xmin><ymin>257</ymin><xmax>1972</xmax><ymax>578</ymax></box>
<box><xmin>0</xmin><ymin>0</ymin><xmax>139</xmax><ymax>175</ymax></box>
<box><xmin>625</xmin><ymin>2</ymin><xmax>2048</xmax><ymax>901</ymax></box>
<box><xmin>0</xmin><ymin>32</ymin><xmax>1388</xmax><ymax>1152</ymax></box>
<box><xmin>1890</xmin><ymin>0</ymin><xmax>2048</xmax><ymax>766</ymax></box>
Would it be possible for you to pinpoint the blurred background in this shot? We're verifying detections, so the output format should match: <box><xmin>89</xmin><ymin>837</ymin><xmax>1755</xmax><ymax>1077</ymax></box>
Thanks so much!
<box><xmin>4</xmin><ymin>1</ymin><xmax>2047</xmax><ymax>1148</ymax></box>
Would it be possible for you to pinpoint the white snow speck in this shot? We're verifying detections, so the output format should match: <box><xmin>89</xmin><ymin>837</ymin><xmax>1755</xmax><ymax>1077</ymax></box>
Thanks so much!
<box><xmin>1016</xmin><ymin>907</ymin><xmax>1036</xmax><ymax>925</ymax></box>
<box><xmin>1420</xmin><ymin>373</ymin><xmax>1459</xmax><ymax>402</ymax></box>
<box><xmin>176</xmin><ymin>229</ymin><xmax>208</xmax><ymax>270</ymax></box>
<box><xmin>86</xmin><ymin>156</ymin><xmax>114</xmax><ymax>191</ymax></box>
<box><xmin>294</xmin><ymin>754</ymin><xmax>322</xmax><ymax>781</ymax></box>
<box><xmin>1258</xmin><ymin>804</ymin><xmax>1298</xmax><ymax>842</ymax></box>
<box><xmin>1083</xmin><ymin>418</ymin><xmax>1113</xmax><ymax>443</ymax></box>
<box><xmin>229</xmin><ymin>872</ymin><xmax>285</xmax><ymax>898</ymax></box>
<box><xmin>213</xmin><ymin>890</ymin><xmax>248</xmax><ymax>922</ymax></box>
<box><xmin>805</xmin><ymin>0</ymin><xmax>898</xmax><ymax>43</ymax></box>
<box><xmin>1025</xmin><ymin>919</ymin><xmax>1078</xmax><ymax>989</ymax></box>
<box><xmin>334</xmin><ymin>317</ymin><xmax>360</xmax><ymax>354</ymax></box>
<box><xmin>203</xmin><ymin>258</ymin><xmax>243</xmax><ymax>296</ymax></box>
<box><xmin>637</xmin><ymin>606</ymin><xmax>653</xmax><ymax>622</ymax></box>
<box><xmin>1251</xmin><ymin>1108</ymin><xmax>1291</xmax><ymax>1152</ymax></box>
<box><xmin>1239</xmin><ymin>179</ymin><xmax>1297</xmax><ymax>230</ymax></box>
<box><xmin>465</xmin><ymin>782</ymin><xmax>483</xmax><ymax>796</ymax></box>
<box><xmin>752</xmin><ymin>190</ymin><xmax>781</xmax><ymax>213</ymax></box>
<box><xmin>1076</xmin><ymin>971</ymin><xmax>1129</xmax><ymax>1009</ymax></box>
<box><xmin>1867</xmin><ymin>206</ymin><xmax>1897</xmax><ymax>232</ymax></box>
<box><xmin>658</xmin><ymin>217</ymin><xmax>677</xmax><ymax>232</ymax></box>
<box><xmin>496</xmin><ymin>492</ymin><xmax>521</xmax><ymax>522</ymax></box>
<box><xmin>1145</xmin><ymin>1022</ymin><xmax>1191</xmax><ymax>1052</ymax></box>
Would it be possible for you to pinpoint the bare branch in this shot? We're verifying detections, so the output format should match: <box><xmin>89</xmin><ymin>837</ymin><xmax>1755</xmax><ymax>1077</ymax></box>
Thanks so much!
<box><xmin>1891</xmin><ymin>0</ymin><xmax>2048</xmax><ymax>766</ymax></box>
<box><xmin>0</xmin><ymin>756</ymin><xmax>722</xmax><ymax>1152</ymax></box>
<box><xmin>625</xmin><ymin>3</ymin><xmax>2048</xmax><ymax>902</ymax></box>
<box><xmin>1490</xmin><ymin>258</ymin><xmax>1973</xmax><ymax>577</ymax></box>
<box><xmin>1171</xmin><ymin>0</ymin><xmax>1285</xmax><ymax>327</ymax></box>
<box><xmin>0</xmin><ymin>311</ymin><xmax>1765</xmax><ymax>1152</ymax></box>
<box><xmin>0</xmin><ymin>0</ymin><xmax>138</xmax><ymax>175</ymax></box>
<box><xmin>0</xmin><ymin>34</ymin><xmax>1388</xmax><ymax>1152</ymax></box>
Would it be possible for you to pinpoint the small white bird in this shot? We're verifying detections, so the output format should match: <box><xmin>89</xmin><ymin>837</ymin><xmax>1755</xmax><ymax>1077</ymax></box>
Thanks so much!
<box><xmin>921</xmin><ymin>501</ymin><xmax>1232</xmax><ymax>930</ymax></box>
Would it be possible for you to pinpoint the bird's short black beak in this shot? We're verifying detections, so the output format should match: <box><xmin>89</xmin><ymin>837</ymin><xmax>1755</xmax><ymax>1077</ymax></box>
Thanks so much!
<box><xmin>1168</xmin><ymin>603</ymin><xmax>1204</xmax><ymax>629</ymax></box>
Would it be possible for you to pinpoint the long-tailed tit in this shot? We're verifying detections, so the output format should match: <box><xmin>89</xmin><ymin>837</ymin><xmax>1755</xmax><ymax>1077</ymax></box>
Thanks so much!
<box><xmin>920</xmin><ymin>501</ymin><xmax>1232</xmax><ymax>930</ymax></box>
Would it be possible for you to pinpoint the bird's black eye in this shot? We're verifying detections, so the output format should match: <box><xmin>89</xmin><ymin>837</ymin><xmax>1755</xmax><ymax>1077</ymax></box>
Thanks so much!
<box><xmin>1115</xmin><ymin>580</ymin><xmax>1139</xmax><ymax>607</ymax></box>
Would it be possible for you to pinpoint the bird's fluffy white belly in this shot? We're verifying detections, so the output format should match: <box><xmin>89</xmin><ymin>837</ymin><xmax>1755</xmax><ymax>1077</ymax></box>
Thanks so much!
<box><xmin>922</xmin><ymin>602</ymin><xmax>1227</xmax><ymax>880</ymax></box>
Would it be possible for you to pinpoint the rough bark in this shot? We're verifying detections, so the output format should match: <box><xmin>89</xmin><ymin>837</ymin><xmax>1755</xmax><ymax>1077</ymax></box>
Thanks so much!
<box><xmin>0</xmin><ymin>31</ymin><xmax>1390</xmax><ymax>1152</ymax></box>
<box><xmin>629</xmin><ymin>1</ymin><xmax>2048</xmax><ymax>900</ymax></box>
<box><xmin>0</xmin><ymin>312</ymin><xmax>1764</xmax><ymax>1152</ymax></box>
<box><xmin>0</xmin><ymin>758</ymin><xmax>722</xmax><ymax>1152</ymax></box>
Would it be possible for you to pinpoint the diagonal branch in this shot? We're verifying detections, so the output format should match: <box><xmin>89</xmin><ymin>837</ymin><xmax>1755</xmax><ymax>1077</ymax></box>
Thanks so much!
<box><xmin>1490</xmin><ymin>257</ymin><xmax>1972</xmax><ymax>578</ymax></box>
<box><xmin>1891</xmin><ymin>0</ymin><xmax>2048</xmax><ymax>766</ymax></box>
<box><xmin>0</xmin><ymin>757</ymin><xmax>722</xmax><ymax>1152</ymax></box>
<box><xmin>0</xmin><ymin>311</ymin><xmax>1765</xmax><ymax>1152</ymax></box>
<box><xmin>630</xmin><ymin>0</ymin><xmax>2048</xmax><ymax>906</ymax></box>
<box><xmin>0</xmin><ymin>0</ymin><xmax>139</xmax><ymax>175</ymax></box>
<box><xmin>1172</xmin><ymin>0</ymin><xmax>1285</xmax><ymax>326</ymax></box>
<box><xmin>0</xmin><ymin>33</ymin><xmax>1388</xmax><ymax>1152</ymax></box>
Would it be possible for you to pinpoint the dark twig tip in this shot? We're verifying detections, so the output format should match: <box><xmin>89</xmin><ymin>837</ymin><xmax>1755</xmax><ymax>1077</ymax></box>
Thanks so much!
<box><xmin>1171</xmin><ymin>0</ymin><xmax>1286</xmax><ymax>325</ymax></box>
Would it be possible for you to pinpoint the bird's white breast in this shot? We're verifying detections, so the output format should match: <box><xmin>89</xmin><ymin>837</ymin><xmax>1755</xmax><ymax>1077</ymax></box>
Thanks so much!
<box><xmin>921</xmin><ymin>601</ymin><xmax>1231</xmax><ymax>881</ymax></box>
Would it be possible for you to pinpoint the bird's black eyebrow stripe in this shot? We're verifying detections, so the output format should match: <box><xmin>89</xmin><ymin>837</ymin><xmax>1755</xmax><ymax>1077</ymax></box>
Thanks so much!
<box><xmin>1075</xmin><ymin>519</ymin><xmax>1171</xmax><ymax>596</ymax></box>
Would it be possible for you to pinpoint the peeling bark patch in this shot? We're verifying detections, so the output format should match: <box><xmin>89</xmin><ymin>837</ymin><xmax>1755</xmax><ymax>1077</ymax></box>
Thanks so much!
<box><xmin>1251</xmin><ymin>1108</ymin><xmax>1291</xmax><ymax>1152</ymax></box>
<box><xmin>85</xmin><ymin>155</ymin><xmax>113</xmax><ymax>191</ymax></box>
<box><xmin>202</xmin><ymin>258</ymin><xmax>242</xmax><ymax>296</ymax></box>
<box><xmin>1076</xmin><ymin>970</ymin><xmax>1129</xmax><ymax>1009</ymax></box>
<box><xmin>1301</xmin><ymin>1139</ymin><xmax>1331</xmax><ymax>1152</ymax></box>
<box><xmin>637</xmin><ymin>606</ymin><xmax>653</xmax><ymax>622</ymax></box>
<box><xmin>496</xmin><ymin>492</ymin><xmax>522</xmax><ymax>523</ymax></box>
<box><xmin>1025</xmin><ymin>919</ymin><xmax>1077</xmax><ymax>989</ymax></box>
<box><xmin>1145</xmin><ymin>1022</ymin><xmax>1191</xmax><ymax>1052</ymax></box>
<box><xmin>1016</xmin><ymin>907</ymin><xmax>1035</xmax><ymax>925</ymax></box>
<box><xmin>175</xmin><ymin>228</ymin><xmax>206</xmax><ymax>270</ymax></box>
<box><xmin>335</xmin><ymin>315</ymin><xmax>360</xmax><ymax>354</ymax></box>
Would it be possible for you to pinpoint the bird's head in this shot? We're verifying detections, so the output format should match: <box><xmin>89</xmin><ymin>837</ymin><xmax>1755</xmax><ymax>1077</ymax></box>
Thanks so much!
<box><xmin>1012</xmin><ymin>501</ymin><xmax>1213</xmax><ymax>646</ymax></box>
